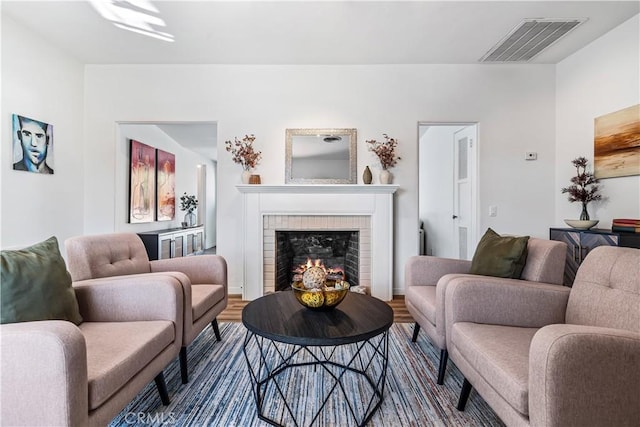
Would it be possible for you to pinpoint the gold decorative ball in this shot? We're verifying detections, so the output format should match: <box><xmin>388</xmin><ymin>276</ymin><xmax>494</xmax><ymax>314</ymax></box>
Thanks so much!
<box><xmin>291</xmin><ymin>281</ymin><xmax>350</xmax><ymax>310</ymax></box>
<box><xmin>302</xmin><ymin>266</ymin><xmax>326</xmax><ymax>289</ymax></box>
<box><xmin>323</xmin><ymin>291</ymin><xmax>342</xmax><ymax>306</ymax></box>
<box><xmin>300</xmin><ymin>290</ymin><xmax>325</xmax><ymax>307</ymax></box>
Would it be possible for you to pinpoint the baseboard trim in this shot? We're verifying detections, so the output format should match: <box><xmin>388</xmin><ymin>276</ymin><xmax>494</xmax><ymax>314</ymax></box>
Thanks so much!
<box><xmin>228</xmin><ymin>286</ymin><xmax>243</xmax><ymax>296</ymax></box>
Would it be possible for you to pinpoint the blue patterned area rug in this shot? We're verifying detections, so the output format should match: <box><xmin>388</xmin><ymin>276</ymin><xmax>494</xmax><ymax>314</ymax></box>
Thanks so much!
<box><xmin>110</xmin><ymin>322</ymin><xmax>503</xmax><ymax>426</ymax></box>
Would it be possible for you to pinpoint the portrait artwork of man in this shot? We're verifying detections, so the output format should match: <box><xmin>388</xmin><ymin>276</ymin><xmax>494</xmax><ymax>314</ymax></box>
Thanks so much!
<box><xmin>12</xmin><ymin>114</ymin><xmax>54</xmax><ymax>174</ymax></box>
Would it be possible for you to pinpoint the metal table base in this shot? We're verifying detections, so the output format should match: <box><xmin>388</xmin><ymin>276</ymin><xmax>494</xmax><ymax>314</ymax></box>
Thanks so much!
<box><xmin>243</xmin><ymin>329</ymin><xmax>389</xmax><ymax>427</ymax></box>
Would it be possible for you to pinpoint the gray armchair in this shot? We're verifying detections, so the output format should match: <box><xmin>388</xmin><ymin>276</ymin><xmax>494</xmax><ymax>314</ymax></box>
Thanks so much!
<box><xmin>405</xmin><ymin>237</ymin><xmax>566</xmax><ymax>384</ymax></box>
<box><xmin>446</xmin><ymin>246</ymin><xmax>640</xmax><ymax>426</ymax></box>
<box><xmin>1</xmin><ymin>274</ymin><xmax>184</xmax><ymax>426</ymax></box>
<box><xmin>65</xmin><ymin>233</ymin><xmax>228</xmax><ymax>384</ymax></box>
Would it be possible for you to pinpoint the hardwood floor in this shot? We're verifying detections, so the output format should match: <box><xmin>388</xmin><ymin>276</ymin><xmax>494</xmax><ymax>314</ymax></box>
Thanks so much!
<box><xmin>219</xmin><ymin>294</ymin><xmax>413</xmax><ymax>323</ymax></box>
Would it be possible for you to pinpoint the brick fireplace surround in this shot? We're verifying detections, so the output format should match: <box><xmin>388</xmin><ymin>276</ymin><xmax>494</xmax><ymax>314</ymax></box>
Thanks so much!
<box><xmin>237</xmin><ymin>185</ymin><xmax>398</xmax><ymax>301</ymax></box>
<box><xmin>268</xmin><ymin>216</ymin><xmax>368</xmax><ymax>292</ymax></box>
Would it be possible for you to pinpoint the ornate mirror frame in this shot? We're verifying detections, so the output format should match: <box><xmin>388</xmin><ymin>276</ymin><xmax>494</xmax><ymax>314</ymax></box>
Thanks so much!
<box><xmin>285</xmin><ymin>128</ymin><xmax>357</xmax><ymax>184</ymax></box>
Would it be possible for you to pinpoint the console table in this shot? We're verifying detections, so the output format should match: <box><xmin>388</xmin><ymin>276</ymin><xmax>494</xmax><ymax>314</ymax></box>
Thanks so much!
<box><xmin>550</xmin><ymin>227</ymin><xmax>640</xmax><ymax>286</ymax></box>
<box><xmin>138</xmin><ymin>226</ymin><xmax>204</xmax><ymax>260</ymax></box>
<box><xmin>242</xmin><ymin>291</ymin><xmax>393</xmax><ymax>426</ymax></box>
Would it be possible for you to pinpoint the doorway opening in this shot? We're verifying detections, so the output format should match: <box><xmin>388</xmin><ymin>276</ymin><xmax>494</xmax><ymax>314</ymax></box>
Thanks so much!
<box><xmin>116</xmin><ymin>122</ymin><xmax>217</xmax><ymax>251</ymax></box>
<box><xmin>418</xmin><ymin>123</ymin><xmax>479</xmax><ymax>260</ymax></box>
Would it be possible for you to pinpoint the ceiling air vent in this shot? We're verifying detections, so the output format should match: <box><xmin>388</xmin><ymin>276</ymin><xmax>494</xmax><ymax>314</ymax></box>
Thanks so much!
<box><xmin>480</xmin><ymin>18</ymin><xmax>586</xmax><ymax>62</ymax></box>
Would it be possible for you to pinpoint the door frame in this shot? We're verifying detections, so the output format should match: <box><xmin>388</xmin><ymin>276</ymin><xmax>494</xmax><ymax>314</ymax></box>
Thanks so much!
<box><xmin>197</xmin><ymin>164</ymin><xmax>207</xmax><ymax>242</ymax></box>
<box><xmin>417</xmin><ymin>121</ymin><xmax>480</xmax><ymax>259</ymax></box>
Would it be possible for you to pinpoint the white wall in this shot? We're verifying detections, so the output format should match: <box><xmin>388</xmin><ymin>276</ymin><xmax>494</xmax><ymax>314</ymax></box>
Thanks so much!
<box><xmin>206</xmin><ymin>162</ymin><xmax>217</xmax><ymax>248</ymax></box>
<box><xmin>4</xmin><ymin>11</ymin><xmax>635</xmax><ymax>295</ymax></box>
<box><xmin>83</xmin><ymin>64</ymin><xmax>556</xmax><ymax>295</ymax></box>
<box><xmin>197</xmin><ymin>160</ymin><xmax>217</xmax><ymax>249</ymax></box>
<box><xmin>556</xmin><ymin>14</ymin><xmax>640</xmax><ymax>225</ymax></box>
<box><xmin>1</xmin><ymin>15</ymin><xmax>84</xmax><ymax>254</ymax></box>
<box><xmin>116</xmin><ymin>124</ymin><xmax>216</xmax><ymax>244</ymax></box>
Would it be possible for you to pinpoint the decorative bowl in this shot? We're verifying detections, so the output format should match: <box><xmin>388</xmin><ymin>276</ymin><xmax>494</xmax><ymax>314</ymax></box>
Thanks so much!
<box><xmin>291</xmin><ymin>281</ymin><xmax>350</xmax><ymax>310</ymax></box>
<box><xmin>564</xmin><ymin>219</ymin><xmax>599</xmax><ymax>230</ymax></box>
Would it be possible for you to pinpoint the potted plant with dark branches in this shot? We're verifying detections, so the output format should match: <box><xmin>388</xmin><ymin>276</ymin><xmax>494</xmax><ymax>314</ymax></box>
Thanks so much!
<box><xmin>561</xmin><ymin>156</ymin><xmax>602</xmax><ymax>227</ymax></box>
<box><xmin>180</xmin><ymin>192</ymin><xmax>198</xmax><ymax>228</ymax></box>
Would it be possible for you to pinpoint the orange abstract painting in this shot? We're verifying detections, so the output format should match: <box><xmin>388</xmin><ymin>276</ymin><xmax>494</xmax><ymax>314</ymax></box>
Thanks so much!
<box><xmin>594</xmin><ymin>104</ymin><xmax>640</xmax><ymax>179</ymax></box>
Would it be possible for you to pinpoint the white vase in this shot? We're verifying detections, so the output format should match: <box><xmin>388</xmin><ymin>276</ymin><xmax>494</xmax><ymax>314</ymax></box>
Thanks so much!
<box><xmin>380</xmin><ymin>169</ymin><xmax>392</xmax><ymax>184</ymax></box>
<box><xmin>241</xmin><ymin>170</ymin><xmax>251</xmax><ymax>184</ymax></box>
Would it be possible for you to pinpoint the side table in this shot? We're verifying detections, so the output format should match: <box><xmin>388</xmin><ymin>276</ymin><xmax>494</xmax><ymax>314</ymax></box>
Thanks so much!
<box><xmin>242</xmin><ymin>291</ymin><xmax>393</xmax><ymax>426</ymax></box>
<box><xmin>550</xmin><ymin>227</ymin><xmax>640</xmax><ymax>285</ymax></box>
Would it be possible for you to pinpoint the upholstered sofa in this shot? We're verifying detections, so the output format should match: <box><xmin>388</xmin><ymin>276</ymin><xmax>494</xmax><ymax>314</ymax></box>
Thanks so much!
<box><xmin>0</xmin><ymin>274</ymin><xmax>184</xmax><ymax>426</ymax></box>
<box><xmin>65</xmin><ymin>233</ymin><xmax>228</xmax><ymax>384</ymax></box>
<box><xmin>446</xmin><ymin>246</ymin><xmax>640</xmax><ymax>426</ymax></box>
<box><xmin>405</xmin><ymin>237</ymin><xmax>567</xmax><ymax>384</ymax></box>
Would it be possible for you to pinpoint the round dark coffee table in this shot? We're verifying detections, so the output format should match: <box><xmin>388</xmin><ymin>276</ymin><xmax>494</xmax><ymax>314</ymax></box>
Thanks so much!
<box><xmin>242</xmin><ymin>291</ymin><xmax>393</xmax><ymax>427</ymax></box>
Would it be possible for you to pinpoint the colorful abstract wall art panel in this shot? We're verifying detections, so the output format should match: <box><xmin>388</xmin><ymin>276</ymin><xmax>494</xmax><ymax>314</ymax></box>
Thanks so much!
<box><xmin>594</xmin><ymin>104</ymin><xmax>640</xmax><ymax>179</ymax></box>
<box><xmin>129</xmin><ymin>140</ymin><xmax>156</xmax><ymax>223</ymax></box>
<box><xmin>156</xmin><ymin>149</ymin><xmax>176</xmax><ymax>221</ymax></box>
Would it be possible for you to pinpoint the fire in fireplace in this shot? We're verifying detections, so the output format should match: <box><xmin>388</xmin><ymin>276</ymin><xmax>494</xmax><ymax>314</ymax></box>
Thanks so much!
<box><xmin>292</xmin><ymin>258</ymin><xmax>345</xmax><ymax>283</ymax></box>
<box><xmin>275</xmin><ymin>230</ymin><xmax>359</xmax><ymax>291</ymax></box>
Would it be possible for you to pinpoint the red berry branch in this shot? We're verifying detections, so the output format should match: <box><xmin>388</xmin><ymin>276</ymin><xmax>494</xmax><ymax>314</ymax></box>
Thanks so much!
<box><xmin>366</xmin><ymin>134</ymin><xmax>401</xmax><ymax>170</ymax></box>
<box><xmin>225</xmin><ymin>134</ymin><xmax>262</xmax><ymax>171</ymax></box>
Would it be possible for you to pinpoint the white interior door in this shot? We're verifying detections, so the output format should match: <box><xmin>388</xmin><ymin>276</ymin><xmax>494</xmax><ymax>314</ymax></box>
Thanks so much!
<box><xmin>419</xmin><ymin>125</ymin><xmax>456</xmax><ymax>257</ymax></box>
<box><xmin>419</xmin><ymin>123</ymin><xmax>478</xmax><ymax>259</ymax></box>
<box><xmin>453</xmin><ymin>125</ymin><xmax>477</xmax><ymax>260</ymax></box>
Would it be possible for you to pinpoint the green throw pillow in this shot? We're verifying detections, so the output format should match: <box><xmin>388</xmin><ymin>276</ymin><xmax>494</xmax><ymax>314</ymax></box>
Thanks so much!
<box><xmin>469</xmin><ymin>228</ymin><xmax>529</xmax><ymax>279</ymax></box>
<box><xmin>1</xmin><ymin>236</ymin><xmax>82</xmax><ymax>325</ymax></box>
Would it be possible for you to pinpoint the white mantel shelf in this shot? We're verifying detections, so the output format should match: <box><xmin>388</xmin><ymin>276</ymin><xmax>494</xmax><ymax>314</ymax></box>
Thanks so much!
<box><xmin>236</xmin><ymin>184</ymin><xmax>399</xmax><ymax>194</ymax></box>
<box><xmin>238</xmin><ymin>183</ymin><xmax>398</xmax><ymax>302</ymax></box>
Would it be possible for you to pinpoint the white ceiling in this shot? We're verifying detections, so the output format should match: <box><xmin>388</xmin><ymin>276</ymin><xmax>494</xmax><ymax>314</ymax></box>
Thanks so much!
<box><xmin>156</xmin><ymin>123</ymin><xmax>218</xmax><ymax>161</ymax></box>
<box><xmin>2</xmin><ymin>1</ymin><xmax>638</xmax><ymax>65</ymax></box>
<box><xmin>3</xmin><ymin>1</ymin><xmax>638</xmax><ymax>160</ymax></box>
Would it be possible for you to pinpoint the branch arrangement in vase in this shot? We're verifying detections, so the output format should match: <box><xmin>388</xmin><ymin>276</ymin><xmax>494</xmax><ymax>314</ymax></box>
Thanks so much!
<box><xmin>180</xmin><ymin>193</ymin><xmax>198</xmax><ymax>214</ymax></box>
<box><xmin>366</xmin><ymin>134</ymin><xmax>401</xmax><ymax>170</ymax></box>
<box><xmin>224</xmin><ymin>134</ymin><xmax>262</xmax><ymax>171</ymax></box>
<box><xmin>366</xmin><ymin>133</ymin><xmax>401</xmax><ymax>184</ymax></box>
<box><xmin>561</xmin><ymin>156</ymin><xmax>602</xmax><ymax>220</ymax></box>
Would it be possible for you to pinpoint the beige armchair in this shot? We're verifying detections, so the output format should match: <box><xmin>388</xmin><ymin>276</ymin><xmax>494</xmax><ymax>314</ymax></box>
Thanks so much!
<box><xmin>0</xmin><ymin>274</ymin><xmax>184</xmax><ymax>426</ymax></box>
<box><xmin>405</xmin><ymin>237</ymin><xmax>566</xmax><ymax>384</ymax></box>
<box><xmin>65</xmin><ymin>233</ymin><xmax>228</xmax><ymax>384</ymax></box>
<box><xmin>446</xmin><ymin>246</ymin><xmax>640</xmax><ymax>426</ymax></box>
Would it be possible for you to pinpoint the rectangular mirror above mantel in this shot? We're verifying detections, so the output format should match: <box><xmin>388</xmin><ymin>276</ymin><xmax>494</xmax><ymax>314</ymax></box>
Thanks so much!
<box><xmin>285</xmin><ymin>128</ymin><xmax>357</xmax><ymax>184</ymax></box>
<box><xmin>236</xmin><ymin>184</ymin><xmax>399</xmax><ymax>302</ymax></box>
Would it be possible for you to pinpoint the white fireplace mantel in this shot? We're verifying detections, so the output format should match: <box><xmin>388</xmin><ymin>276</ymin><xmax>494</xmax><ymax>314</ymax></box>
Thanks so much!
<box><xmin>236</xmin><ymin>184</ymin><xmax>399</xmax><ymax>194</ymax></box>
<box><xmin>237</xmin><ymin>184</ymin><xmax>399</xmax><ymax>301</ymax></box>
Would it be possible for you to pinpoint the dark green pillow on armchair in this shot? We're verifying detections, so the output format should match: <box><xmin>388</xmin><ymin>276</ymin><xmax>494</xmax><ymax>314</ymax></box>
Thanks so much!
<box><xmin>1</xmin><ymin>236</ymin><xmax>82</xmax><ymax>325</ymax></box>
<box><xmin>470</xmin><ymin>228</ymin><xmax>529</xmax><ymax>279</ymax></box>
